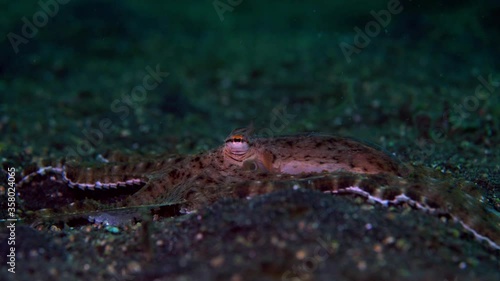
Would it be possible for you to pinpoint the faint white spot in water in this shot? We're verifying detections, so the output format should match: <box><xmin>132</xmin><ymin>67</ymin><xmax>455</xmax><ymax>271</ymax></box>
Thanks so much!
<box><xmin>371</xmin><ymin>99</ymin><xmax>381</xmax><ymax>108</ymax></box>
<box><xmin>96</xmin><ymin>154</ymin><xmax>109</xmax><ymax>163</ymax></box>
<box><xmin>459</xmin><ymin>262</ymin><xmax>467</xmax><ymax>269</ymax></box>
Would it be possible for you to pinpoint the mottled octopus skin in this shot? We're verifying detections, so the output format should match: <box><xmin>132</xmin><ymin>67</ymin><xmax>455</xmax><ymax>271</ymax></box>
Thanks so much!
<box><xmin>18</xmin><ymin>131</ymin><xmax>500</xmax><ymax>250</ymax></box>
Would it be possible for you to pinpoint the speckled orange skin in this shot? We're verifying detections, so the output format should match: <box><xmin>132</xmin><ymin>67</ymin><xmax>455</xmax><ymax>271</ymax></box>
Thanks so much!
<box><xmin>20</xmin><ymin>131</ymin><xmax>500</xmax><ymax>249</ymax></box>
<box><xmin>224</xmin><ymin>135</ymin><xmax>402</xmax><ymax>175</ymax></box>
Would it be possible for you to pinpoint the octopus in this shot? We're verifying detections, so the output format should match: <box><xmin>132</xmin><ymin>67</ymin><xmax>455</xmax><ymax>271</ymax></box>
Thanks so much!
<box><xmin>16</xmin><ymin>126</ymin><xmax>500</xmax><ymax>250</ymax></box>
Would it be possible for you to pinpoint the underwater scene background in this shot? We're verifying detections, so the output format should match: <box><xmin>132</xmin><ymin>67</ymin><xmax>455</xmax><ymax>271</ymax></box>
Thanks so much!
<box><xmin>0</xmin><ymin>1</ymin><xmax>499</xmax><ymax>280</ymax></box>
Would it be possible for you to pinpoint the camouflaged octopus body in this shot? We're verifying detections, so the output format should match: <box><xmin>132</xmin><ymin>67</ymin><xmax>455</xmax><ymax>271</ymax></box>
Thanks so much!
<box><xmin>18</xmin><ymin>132</ymin><xmax>500</xmax><ymax>250</ymax></box>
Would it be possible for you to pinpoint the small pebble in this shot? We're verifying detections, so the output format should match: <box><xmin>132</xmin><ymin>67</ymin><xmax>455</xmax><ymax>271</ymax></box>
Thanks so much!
<box><xmin>210</xmin><ymin>255</ymin><xmax>225</xmax><ymax>268</ymax></box>
<box><xmin>105</xmin><ymin>226</ymin><xmax>120</xmax><ymax>234</ymax></box>
<box><xmin>295</xmin><ymin>249</ymin><xmax>307</xmax><ymax>260</ymax></box>
<box><xmin>127</xmin><ymin>261</ymin><xmax>142</xmax><ymax>273</ymax></box>
<box><xmin>357</xmin><ymin>260</ymin><xmax>367</xmax><ymax>271</ymax></box>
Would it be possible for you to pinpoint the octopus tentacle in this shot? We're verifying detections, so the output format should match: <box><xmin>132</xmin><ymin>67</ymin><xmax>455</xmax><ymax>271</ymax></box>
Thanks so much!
<box><xmin>226</xmin><ymin>170</ymin><xmax>500</xmax><ymax>250</ymax></box>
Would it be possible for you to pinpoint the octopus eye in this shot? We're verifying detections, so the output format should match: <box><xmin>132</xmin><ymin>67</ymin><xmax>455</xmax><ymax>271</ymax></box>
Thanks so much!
<box><xmin>225</xmin><ymin>134</ymin><xmax>250</xmax><ymax>155</ymax></box>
